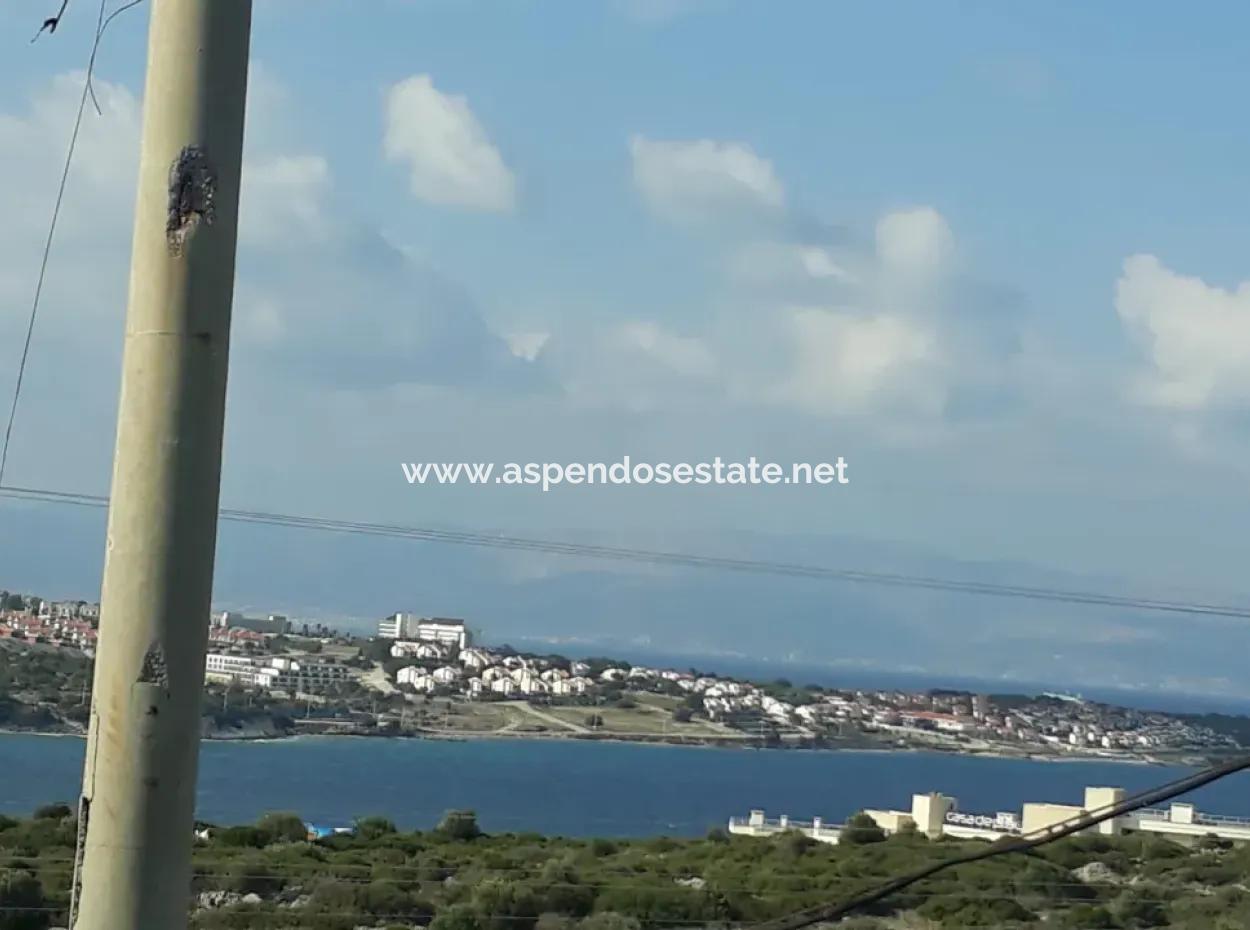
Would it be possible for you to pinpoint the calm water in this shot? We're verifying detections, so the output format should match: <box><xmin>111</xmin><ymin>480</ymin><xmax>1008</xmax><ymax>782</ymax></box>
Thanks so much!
<box><xmin>3</xmin><ymin>733</ymin><xmax>1249</xmax><ymax>836</ymax></box>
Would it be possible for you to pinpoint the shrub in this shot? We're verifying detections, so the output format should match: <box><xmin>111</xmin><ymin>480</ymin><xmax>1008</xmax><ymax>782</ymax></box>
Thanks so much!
<box><xmin>31</xmin><ymin>803</ymin><xmax>71</xmax><ymax>821</ymax></box>
<box><xmin>431</xmin><ymin>903</ymin><xmax>484</xmax><ymax>930</ymax></box>
<box><xmin>255</xmin><ymin>812</ymin><xmax>307</xmax><ymax>845</ymax></box>
<box><xmin>840</xmin><ymin>813</ymin><xmax>886</xmax><ymax>846</ymax></box>
<box><xmin>436</xmin><ymin>810</ymin><xmax>482</xmax><ymax>841</ymax></box>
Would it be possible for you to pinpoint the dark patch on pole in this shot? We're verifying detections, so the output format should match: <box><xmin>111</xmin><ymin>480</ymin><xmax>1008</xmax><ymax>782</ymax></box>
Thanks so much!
<box><xmin>138</xmin><ymin>641</ymin><xmax>169</xmax><ymax>687</ymax></box>
<box><xmin>166</xmin><ymin>145</ymin><xmax>215</xmax><ymax>256</ymax></box>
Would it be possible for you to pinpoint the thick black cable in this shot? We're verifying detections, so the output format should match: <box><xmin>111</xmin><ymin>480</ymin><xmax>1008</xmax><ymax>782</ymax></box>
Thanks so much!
<box><xmin>747</xmin><ymin>753</ymin><xmax>1250</xmax><ymax>929</ymax></box>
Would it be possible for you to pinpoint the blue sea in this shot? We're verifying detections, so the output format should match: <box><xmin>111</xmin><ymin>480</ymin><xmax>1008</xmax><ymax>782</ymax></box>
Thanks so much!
<box><xmin>3</xmin><ymin>733</ymin><xmax>1249</xmax><ymax>836</ymax></box>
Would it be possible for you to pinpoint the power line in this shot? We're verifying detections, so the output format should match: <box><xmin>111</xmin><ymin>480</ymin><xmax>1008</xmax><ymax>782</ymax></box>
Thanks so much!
<box><xmin>746</xmin><ymin>752</ymin><xmax>1250</xmax><ymax>929</ymax></box>
<box><xmin>1</xmin><ymin>0</ymin><xmax>146</xmax><ymax>488</ymax></box>
<box><xmin>3</xmin><ymin>483</ymin><xmax>1249</xmax><ymax>620</ymax></box>
<box><xmin>0</xmin><ymin>0</ymin><xmax>108</xmax><ymax>488</ymax></box>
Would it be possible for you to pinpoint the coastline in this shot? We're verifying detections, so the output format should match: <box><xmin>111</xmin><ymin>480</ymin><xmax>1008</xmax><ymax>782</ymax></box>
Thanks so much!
<box><xmin>0</xmin><ymin>724</ymin><xmax>1187</xmax><ymax>767</ymax></box>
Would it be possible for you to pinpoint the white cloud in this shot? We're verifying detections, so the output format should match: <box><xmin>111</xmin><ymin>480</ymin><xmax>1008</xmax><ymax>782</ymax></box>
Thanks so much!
<box><xmin>629</xmin><ymin>135</ymin><xmax>784</xmax><ymax>226</ymax></box>
<box><xmin>771</xmin><ymin>308</ymin><xmax>943</xmax><ymax>417</ymax></box>
<box><xmin>239</xmin><ymin>154</ymin><xmax>332</xmax><ymax>247</ymax></box>
<box><xmin>0</xmin><ymin>68</ymin><xmax>542</xmax><ymax>493</ymax></box>
<box><xmin>1116</xmin><ymin>254</ymin><xmax>1250</xmax><ymax>410</ymax></box>
<box><xmin>617</xmin><ymin>321</ymin><xmax>717</xmax><ymax>378</ymax></box>
<box><xmin>506</xmin><ymin>332</ymin><xmax>551</xmax><ymax>362</ymax></box>
<box><xmin>384</xmin><ymin>75</ymin><xmax>516</xmax><ymax>212</ymax></box>
<box><xmin>728</xmin><ymin>241</ymin><xmax>859</xmax><ymax>288</ymax></box>
<box><xmin>875</xmin><ymin>207</ymin><xmax>955</xmax><ymax>279</ymax></box>
<box><xmin>0</xmin><ymin>72</ymin><xmax>140</xmax><ymax>249</ymax></box>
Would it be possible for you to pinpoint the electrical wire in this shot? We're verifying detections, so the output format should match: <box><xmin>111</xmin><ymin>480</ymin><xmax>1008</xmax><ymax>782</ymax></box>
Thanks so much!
<box><xmin>745</xmin><ymin>751</ymin><xmax>1250</xmax><ymax>929</ymax></box>
<box><xmin>2</xmin><ymin>484</ymin><xmax>1249</xmax><ymax>620</ymax></box>
<box><xmin>1</xmin><ymin>0</ymin><xmax>146</xmax><ymax>488</ymax></box>
<box><xmin>0</xmin><ymin>0</ymin><xmax>108</xmax><ymax>488</ymax></box>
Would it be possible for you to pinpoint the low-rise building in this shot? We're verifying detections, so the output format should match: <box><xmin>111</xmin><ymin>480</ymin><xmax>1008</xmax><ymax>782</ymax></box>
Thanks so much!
<box><xmin>731</xmin><ymin>785</ymin><xmax>1250</xmax><ymax>847</ymax></box>
<box><xmin>204</xmin><ymin>653</ymin><xmax>349</xmax><ymax>693</ymax></box>
<box><xmin>378</xmin><ymin>614</ymin><xmax>470</xmax><ymax>649</ymax></box>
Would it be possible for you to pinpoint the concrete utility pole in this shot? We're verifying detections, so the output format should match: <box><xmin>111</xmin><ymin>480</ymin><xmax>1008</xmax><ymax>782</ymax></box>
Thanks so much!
<box><xmin>71</xmin><ymin>2</ymin><xmax>251</xmax><ymax>928</ymax></box>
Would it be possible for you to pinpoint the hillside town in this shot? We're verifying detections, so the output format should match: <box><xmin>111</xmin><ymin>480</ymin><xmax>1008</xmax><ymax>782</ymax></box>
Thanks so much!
<box><xmin>0</xmin><ymin>591</ymin><xmax>1243</xmax><ymax>760</ymax></box>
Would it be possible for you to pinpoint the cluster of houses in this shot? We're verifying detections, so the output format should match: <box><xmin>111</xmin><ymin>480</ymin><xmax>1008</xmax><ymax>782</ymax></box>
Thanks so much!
<box><xmin>393</xmin><ymin>646</ymin><xmax>601</xmax><ymax>697</ymax></box>
<box><xmin>0</xmin><ymin>598</ymin><xmax>100</xmax><ymax>653</ymax></box>
<box><xmin>754</xmin><ymin>687</ymin><xmax>1239</xmax><ymax>756</ymax></box>
<box><xmin>384</xmin><ymin>633</ymin><xmax>805</xmax><ymax>719</ymax></box>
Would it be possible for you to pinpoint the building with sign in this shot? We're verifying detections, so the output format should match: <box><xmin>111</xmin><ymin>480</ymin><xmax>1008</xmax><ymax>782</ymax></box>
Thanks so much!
<box><xmin>729</xmin><ymin>785</ymin><xmax>1250</xmax><ymax>846</ymax></box>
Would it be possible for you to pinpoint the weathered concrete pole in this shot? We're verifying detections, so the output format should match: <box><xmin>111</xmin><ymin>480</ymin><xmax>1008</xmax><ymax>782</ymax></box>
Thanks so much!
<box><xmin>71</xmin><ymin>1</ymin><xmax>251</xmax><ymax>927</ymax></box>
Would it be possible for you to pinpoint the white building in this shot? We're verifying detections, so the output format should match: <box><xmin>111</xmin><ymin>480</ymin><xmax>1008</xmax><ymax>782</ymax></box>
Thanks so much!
<box><xmin>728</xmin><ymin>811</ymin><xmax>842</xmax><ymax>845</ymax></box>
<box><xmin>204</xmin><ymin>653</ymin><xmax>349</xmax><ymax>693</ymax></box>
<box><xmin>490</xmin><ymin>678</ymin><xmax>518</xmax><ymax>696</ymax></box>
<box><xmin>205</xmin><ymin>653</ymin><xmax>267</xmax><ymax>686</ymax></box>
<box><xmin>459</xmin><ymin>648</ymin><xmax>492</xmax><ymax>670</ymax></box>
<box><xmin>391</xmin><ymin>641</ymin><xmax>446</xmax><ymax>660</ymax></box>
<box><xmin>431</xmin><ymin>666</ymin><xmax>461</xmax><ymax>685</ymax></box>
<box><xmin>731</xmin><ymin>786</ymin><xmax>1250</xmax><ymax>847</ymax></box>
<box><xmin>378</xmin><ymin>614</ymin><xmax>470</xmax><ymax>650</ymax></box>
<box><xmin>397</xmin><ymin>666</ymin><xmax>437</xmax><ymax>692</ymax></box>
<box><xmin>211</xmin><ymin>611</ymin><xmax>290</xmax><ymax>635</ymax></box>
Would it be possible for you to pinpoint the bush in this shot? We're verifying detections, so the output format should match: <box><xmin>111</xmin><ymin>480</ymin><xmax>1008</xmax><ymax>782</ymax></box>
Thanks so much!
<box><xmin>223</xmin><ymin>854</ymin><xmax>285</xmax><ymax>896</ymax></box>
<box><xmin>579</xmin><ymin>913</ymin><xmax>640</xmax><ymax>930</ymax></box>
<box><xmin>840</xmin><ymin>812</ymin><xmax>886</xmax><ymax>846</ymax></box>
<box><xmin>436</xmin><ymin>810</ymin><xmax>482</xmax><ymax>841</ymax></box>
<box><xmin>0</xmin><ymin>872</ymin><xmax>47</xmax><ymax>930</ymax></box>
<box><xmin>212</xmin><ymin>825</ymin><xmax>266</xmax><ymax>848</ymax></box>
<box><xmin>1114</xmin><ymin>892</ymin><xmax>1168</xmax><ymax>928</ymax></box>
<box><xmin>1061</xmin><ymin>904</ymin><xmax>1116</xmax><ymax>929</ymax></box>
<box><xmin>590</xmin><ymin>838</ymin><xmax>617</xmax><ymax>857</ymax></box>
<box><xmin>255</xmin><ymin>812</ymin><xmax>307</xmax><ymax>845</ymax></box>
<box><xmin>356</xmin><ymin>816</ymin><xmax>398</xmax><ymax>840</ymax></box>
<box><xmin>431</xmin><ymin>903</ymin><xmax>484</xmax><ymax>930</ymax></box>
<box><xmin>31</xmin><ymin>803</ymin><xmax>71</xmax><ymax>821</ymax></box>
<box><xmin>917</xmin><ymin>895</ymin><xmax>1034</xmax><ymax>926</ymax></box>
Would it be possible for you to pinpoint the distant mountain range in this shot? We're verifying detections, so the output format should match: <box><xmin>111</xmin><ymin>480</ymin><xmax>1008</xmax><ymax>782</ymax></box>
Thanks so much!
<box><xmin>2</xmin><ymin>497</ymin><xmax>1245</xmax><ymax>699</ymax></box>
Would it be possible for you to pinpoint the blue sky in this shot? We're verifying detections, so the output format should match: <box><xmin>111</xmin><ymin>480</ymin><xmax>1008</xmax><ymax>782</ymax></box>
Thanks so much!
<box><xmin>4</xmin><ymin>0</ymin><xmax>1250</xmax><ymax>610</ymax></box>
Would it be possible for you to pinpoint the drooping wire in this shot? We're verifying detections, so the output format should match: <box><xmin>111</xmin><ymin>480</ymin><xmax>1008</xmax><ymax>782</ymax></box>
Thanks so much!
<box><xmin>1</xmin><ymin>0</ymin><xmax>147</xmax><ymax>488</ymax></box>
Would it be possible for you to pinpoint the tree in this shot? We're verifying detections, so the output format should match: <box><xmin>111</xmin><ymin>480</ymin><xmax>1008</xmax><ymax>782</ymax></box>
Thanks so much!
<box><xmin>435</xmin><ymin>810</ymin><xmax>482</xmax><ymax>841</ymax></box>
<box><xmin>356</xmin><ymin>816</ymin><xmax>398</xmax><ymax>840</ymax></box>
<box><xmin>32</xmin><ymin>803</ymin><xmax>71</xmax><ymax>821</ymax></box>
<box><xmin>840</xmin><ymin>812</ymin><xmax>886</xmax><ymax>846</ymax></box>
<box><xmin>255</xmin><ymin>812</ymin><xmax>308</xmax><ymax>844</ymax></box>
<box><xmin>672</xmin><ymin>708</ymin><xmax>693</xmax><ymax>723</ymax></box>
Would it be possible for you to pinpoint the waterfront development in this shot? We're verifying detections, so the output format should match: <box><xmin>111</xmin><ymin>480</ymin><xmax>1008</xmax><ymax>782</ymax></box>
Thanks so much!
<box><xmin>3</xmin><ymin>599</ymin><xmax>1248</xmax><ymax>765</ymax></box>
<box><xmin>3</xmin><ymin>731</ymin><xmax>1249</xmax><ymax>838</ymax></box>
